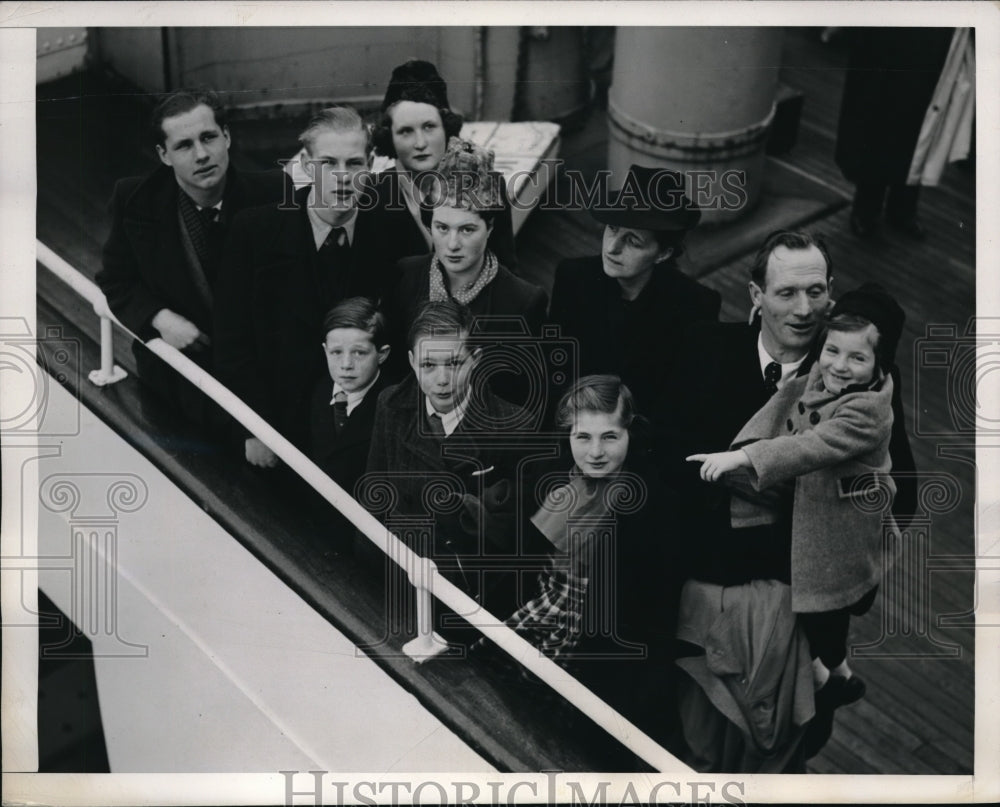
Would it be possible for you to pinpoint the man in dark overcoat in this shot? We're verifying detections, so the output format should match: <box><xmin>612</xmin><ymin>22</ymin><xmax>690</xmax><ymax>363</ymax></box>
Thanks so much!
<box><xmin>96</xmin><ymin>88</ymin><xmax>289</xmax><ymax>424</ymax></box>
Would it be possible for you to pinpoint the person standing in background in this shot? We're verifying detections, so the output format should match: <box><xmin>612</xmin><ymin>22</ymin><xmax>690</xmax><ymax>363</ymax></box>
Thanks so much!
<box><xmin>835</xmin><ymin>27</ymin><xmax>954</xmax><ymax>240</ymax></box>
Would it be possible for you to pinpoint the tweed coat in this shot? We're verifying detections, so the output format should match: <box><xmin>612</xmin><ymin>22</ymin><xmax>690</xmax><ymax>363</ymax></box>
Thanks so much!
<box><xmin>730</xmin><ymin>363</ymin><xmax>898</xmax><ymax>613</ymax></box>
<box><xmin>366</xmin><ymin>169</ymin><xmax>518</xmax><ymax>271</ymax></box>
<box><xmin>549</xmin><ymin>255</ymin><xmax>721</xmax><ymax>415</ymax></box>
<box><xmin>213</xmin><ymin>186</ymin><xmax>393</xmax><ymax>448</ymax></box>
<box><xmin>364</xmin><ymin>375</ymin><xmax>526</xmax><ymax>565</ymax></box>
<box><xmin>98</xmin><ymin>164</ymin><xmax>290</xmax><ymax>341</ymax></box>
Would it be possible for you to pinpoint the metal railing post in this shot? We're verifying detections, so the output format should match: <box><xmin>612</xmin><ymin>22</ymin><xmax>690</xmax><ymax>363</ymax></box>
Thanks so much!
<box><xmin>88</xmin><ymin>314</ymin><xmax>127</xmax><ymax>387</ymax></box>
<box><xmin>402</xmin><ymin>554</ymin><xmax>448</xmax><ymax>662</ymax></box>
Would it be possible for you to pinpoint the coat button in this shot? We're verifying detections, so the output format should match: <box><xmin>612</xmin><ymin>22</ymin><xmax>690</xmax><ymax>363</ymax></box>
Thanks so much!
<box><xmin>810</xmin><ymin>411</ymin><xmax>821</xmax><ymax>425</ymax></box>
<box><xmin>798</xmin><ymin>402</ymin><xmax>805</xmax><ymax>414</ymax></box>
<box><xmin>786</xmin><ymin>418</ymin><xmax>794</xmax><ymax>431</ymax></box>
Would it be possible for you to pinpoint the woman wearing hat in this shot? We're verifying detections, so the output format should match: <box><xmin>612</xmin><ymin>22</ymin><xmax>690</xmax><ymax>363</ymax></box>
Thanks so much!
<box><xmin>549</xmin><ymin>165</ymin><xmax>721</xmax><ymax>413</ymax></box>
<box><xmin>370</xmin><ymin>59</ymin><xmax>517</xmax><ymax>270</ymax></box>
<box><xmin>385</xmin><ymin>138</ymin><xmax>546</xmax><ymax>403</ymax></box>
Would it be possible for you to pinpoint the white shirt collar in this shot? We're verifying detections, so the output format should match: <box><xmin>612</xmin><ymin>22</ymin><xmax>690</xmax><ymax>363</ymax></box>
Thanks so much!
<box><xmin>757</xmin><ymin>333</ymin><xmax>806</xmax><ymax>390</ymax></box>
<box><xmin>330</xmin><ymin>371</ymin><xmax>379</xmax><ymax>416</ymax></box>
<box><xmin>195</xmin><ymin>200</ymin><xmax>223</xmax><ymax>213</ymax></box>
<box><xmin>306</xmin><ymin>187</ymin><xmax>358</xmax><ymax>250</ymax></box>
<box><xmin>424</xmin><ymin>392</ymin><xmax>470</xmax><ymax>437</ymax></box>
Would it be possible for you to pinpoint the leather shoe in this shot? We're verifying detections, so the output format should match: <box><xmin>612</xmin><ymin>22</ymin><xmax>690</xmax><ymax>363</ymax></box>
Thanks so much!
<box><xmin>886</xmin><ymin>216</ymin><xmax>927</xmax><ymax>241</ymax></box>
<box><xmin>816</xmin><ymin>673</ymin><xmax>867</xmax><ymax>710</ymax></box>
<box><xmin>849</xmin><ymin>213</ymin><xmax>879</xmax><ymax>239</ymax></box>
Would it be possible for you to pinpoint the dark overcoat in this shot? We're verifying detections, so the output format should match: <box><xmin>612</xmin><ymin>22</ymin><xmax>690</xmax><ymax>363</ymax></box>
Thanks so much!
<box><xmin>97</xmin><ymin>164</ymin><xmax>289</xmax><ymax>340</ymax></box>
<box><xmin>835</xmin><ymin>27</ymin><xmax>954</xmax><ymax>185</ymax></box>
<box><xmin>548</xmin><ymin>255</ymin><xmax>721</xmax><ymax>415</ymax></box>
<box><xmin>385</xmin><ymin>255</ymin><xmax>548</xmax><ymax>405</ymax></box>
<box><xmin>213</xmin><ymin>187</ymin><xmax>393</xmax><ymax>448</ymax></box>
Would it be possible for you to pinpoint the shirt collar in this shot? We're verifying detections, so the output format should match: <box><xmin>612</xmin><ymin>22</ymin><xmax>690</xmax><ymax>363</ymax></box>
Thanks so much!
<box><xmin>757</xmin><ymin>333</ymin><xmax>806</xmax><ymax>390</ymax></box>
<box><xmin>306</xmin><ymin>187</ymin><xmax>358</xmax><ymax>250</ymax></box>
<box><xmin>330</xmin><ymin>371</ymin><xmax>379</xmax><ymax>416</ymax></box>
<box><xmin>424</xmin><ymin>392</ymin><xmax>471</xmax><ymax>437</ymax></box>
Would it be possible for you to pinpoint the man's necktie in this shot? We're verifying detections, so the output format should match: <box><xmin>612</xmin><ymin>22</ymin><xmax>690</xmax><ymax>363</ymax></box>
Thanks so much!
<box><xmin>763</xmin><ymin>361</ymin><xmax>782</xmax><ymax>397</ymax></box>
<box><xmin>333</xmin><ymin>390</ymin><xmax>348</xmax><ymax>433</ymax></box>
<box><xmin>317</xmin><ymin>226</ymin><xmax>349</xmax><ymax>305</ymax></box>
<box><xmin>426</xmin><ymin>411</ymin><xmax>445</xmax><ymax>437</ymax></box>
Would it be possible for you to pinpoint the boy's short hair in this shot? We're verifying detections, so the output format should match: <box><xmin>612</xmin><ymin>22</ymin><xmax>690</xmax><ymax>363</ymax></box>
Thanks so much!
<box><xmin>322</xmin><ymin>297</ymin><xmax>388</xmax><ymax>347</ymax></box>
<box><xmin>299</xmin><ymin>106</ymin><xmax>373</xmax><ymax>156</ymax></box>
<box><xmin>554</xmin><ymin>374</ymin><xmax>636</xmax><ymax>432</ymax></box>
<box><xmin>407</xmin><ymin>299</ymin><xmax>474</xmax><ymax>351</ymax></box>
<box><xmin>151</xmin><ymin>88</ymin><xmax>227</xmax><ymax>147</ymax></box>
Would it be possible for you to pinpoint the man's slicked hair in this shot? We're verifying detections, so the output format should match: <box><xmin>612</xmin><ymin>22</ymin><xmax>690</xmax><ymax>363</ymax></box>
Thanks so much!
<box><xmin>151</xmin><ymin>88</ymin><xmax>228</xmax><ymax>148</ymax></box>
<box><xmin>749</xmin><ymin>230</ymin><xmax>833</xmax><ymax>288</ymax></box>
<box><xmin>299</xmin><ymin>106</ymin><xmax>373</xmax><ymax>156</ymax></box>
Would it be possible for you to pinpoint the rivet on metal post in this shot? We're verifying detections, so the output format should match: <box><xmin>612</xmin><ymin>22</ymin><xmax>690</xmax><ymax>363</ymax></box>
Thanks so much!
<box><xmin>402</xmin><ymin>555</ymin><xmax>448</xmax><ymax>662</ymax></box>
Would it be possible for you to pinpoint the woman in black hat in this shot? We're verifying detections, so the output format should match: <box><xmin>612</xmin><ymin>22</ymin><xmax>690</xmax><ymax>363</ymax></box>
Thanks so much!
<box><xmin>369</xmin><ymin>59</ymin><xmax>517</xmax><ymax>271</ymax></box>
<box><xmin>549</xmin><ymin>165</ymin><xmax>721</xmax><ymax>414</ymax></box>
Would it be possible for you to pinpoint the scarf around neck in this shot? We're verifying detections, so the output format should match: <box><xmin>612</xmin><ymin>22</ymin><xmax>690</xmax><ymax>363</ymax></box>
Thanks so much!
<box><xmin>429</xmin><ymin>249</ymin><xmax>499</xmax><ymax>306</ymax></box>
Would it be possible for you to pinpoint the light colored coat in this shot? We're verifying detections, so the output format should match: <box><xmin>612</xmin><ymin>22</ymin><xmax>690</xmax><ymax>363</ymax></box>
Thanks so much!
<box><xmin>728</xmin><ymin>363</ymin><xmax>898</xmax><ymax>613</ymax></box>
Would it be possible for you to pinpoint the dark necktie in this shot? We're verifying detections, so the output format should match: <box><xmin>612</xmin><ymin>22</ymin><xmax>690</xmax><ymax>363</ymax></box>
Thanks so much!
<box><xmin>426</xmin><ymin>411</ymin><xmax>445</xmax><ymax>437</ymax></box>
<box><xmin>333</xmin><ymin>390</ymin><xmax>348</xmax><ymax>433</ymax></box>
<box><xmin>763</xmin><ymin>361</ymin><xmax>782</xmax><ymax>397</ymax></box>
<box><xmin>317</xmin><ymin>226</ymin><xmax>349</xmax><ymax>305</ymax></box>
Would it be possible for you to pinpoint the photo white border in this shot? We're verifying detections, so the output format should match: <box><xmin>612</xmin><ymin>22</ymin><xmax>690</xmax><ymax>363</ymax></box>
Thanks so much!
<box><xmin>3</xmin><ymin>2</ymin><xmax>998</xmax><ymax>804</ymax></box>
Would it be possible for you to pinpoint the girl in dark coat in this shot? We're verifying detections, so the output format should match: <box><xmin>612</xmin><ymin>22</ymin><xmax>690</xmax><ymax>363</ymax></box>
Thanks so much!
<box><xmin>488</xmin><ymin>375</ymin><xmax>682</xmax><ymax>757</ymax></box>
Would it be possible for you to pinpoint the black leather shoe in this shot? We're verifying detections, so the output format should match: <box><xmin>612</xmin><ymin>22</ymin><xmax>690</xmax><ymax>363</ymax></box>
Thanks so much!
<box><xmin>850</xmin><ymin>213</ymin><xmax>879</xmax><ymax>239</ymax></box>
<box><xmin>886</xmin><ymin>216</ymin><xmax>927</xmax><ymax>241</ymax></box>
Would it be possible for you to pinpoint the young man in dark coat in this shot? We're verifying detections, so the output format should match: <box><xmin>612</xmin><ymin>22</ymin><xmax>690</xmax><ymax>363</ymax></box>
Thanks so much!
<box><xmin>96</xmin><ymin>88</ymin><xmax>289</xmax><ymax>424</ymax></box>
<box><xmin>214</xmin><ymin>106</ymin><xmax>394</xmax><ymax>465</ymax></box>
<box><xmin>363</xmin><ymin>300</ymin><xmax>527</xmax><ymax>644</ymax></box>
<box><xmin>549</xmin><ymin>165</ymin><xmax>721</xmax><ymax>417</ymax></box>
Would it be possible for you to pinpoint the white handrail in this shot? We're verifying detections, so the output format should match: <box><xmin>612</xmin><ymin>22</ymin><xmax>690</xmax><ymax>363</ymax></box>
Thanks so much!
<box><xmin>36</xmin><ymin>239</ymin><xmax>691</xmax><ymax>772</ymax></box>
